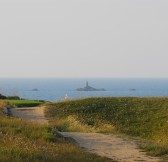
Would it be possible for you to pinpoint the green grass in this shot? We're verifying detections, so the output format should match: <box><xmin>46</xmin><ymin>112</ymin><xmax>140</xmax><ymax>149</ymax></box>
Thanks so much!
<box><xmin>0</xmin><ymin>100</ymin><xmax>114</xmax><ymax>162</ymax></box>
<box><xmin>45</xmin><ymin>97</ymin><xmax>168</xmax><ymax>159</ymax></box>
<box><xmin>8</xmin><ymin>100</ymin><xmax>44</xmax><ymax>107</ymax></box>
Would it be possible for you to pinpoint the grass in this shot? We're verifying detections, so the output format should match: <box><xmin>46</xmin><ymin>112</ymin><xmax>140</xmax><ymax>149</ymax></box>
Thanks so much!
<box><xmin>0</xmin><ymin>100</ymin><xmax>114</xmax><ymax>162</ymax></box>
<box><xmin>8</xmin><ymin>99</ymin><xmax>44</xmax><ymax>107</ymax></box>
<box><xmin>45</xmin><ymin>97</ymin><xmax>168</xmax><ymax>160</ymax></box>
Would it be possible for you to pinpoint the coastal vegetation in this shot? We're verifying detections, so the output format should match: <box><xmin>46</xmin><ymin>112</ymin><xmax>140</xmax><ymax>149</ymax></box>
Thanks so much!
<box><xmin>8</xmin><ymin>99</ymin><xmax>44</xmax><ymax>107</ymax></box>
<box><xmin>0</xmin><ymin>94</ymin><xmax>21</xmax><ymax>100</ymax></box>
<box><xmin>0</xmin><ymin>93</ymin><xmax>44</xmax><ymax>107</ymax></box>
<box><xmin>0</xmin><ymin>100</ymin><xmax>113</xmax><ymax>162</ymax></box>
<box><xmin>46</xmin><ymin>97</ymin><xmax>168</xmax><ymax>160</ymax></box>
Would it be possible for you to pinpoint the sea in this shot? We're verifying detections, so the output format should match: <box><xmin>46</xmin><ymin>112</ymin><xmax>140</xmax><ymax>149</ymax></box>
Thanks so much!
<box><xmin>0</xmin><ymin>78</ymin><xmax>168</xmax><ymax>102</ymax></box>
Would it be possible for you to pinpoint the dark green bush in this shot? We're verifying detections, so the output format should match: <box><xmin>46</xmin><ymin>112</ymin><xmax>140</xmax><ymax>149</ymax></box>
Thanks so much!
<box><xmin>0</xmin><ymin>94</ymin><xmax>7</xmax><ymax>99</ymax></box>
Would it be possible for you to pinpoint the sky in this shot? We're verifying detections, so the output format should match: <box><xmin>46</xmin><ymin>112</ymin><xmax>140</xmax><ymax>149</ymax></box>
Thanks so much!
<box><xmin>0</xmin><ymin>0</ymin><xmax>168</xmax><ymax>78</ymax></box>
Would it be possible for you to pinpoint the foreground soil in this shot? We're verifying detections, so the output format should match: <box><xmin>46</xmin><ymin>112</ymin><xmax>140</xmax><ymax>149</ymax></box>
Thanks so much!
<box><xmin>11</xmin><ymin>106</ymin><xmax>162</xmax><ymax>162</ymax></box>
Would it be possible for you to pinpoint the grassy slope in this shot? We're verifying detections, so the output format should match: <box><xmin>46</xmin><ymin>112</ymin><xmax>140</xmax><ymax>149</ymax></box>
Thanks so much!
<box><xmin>8</xmin><ymin>100</ymin><xmax>44</xmax><ymax>107</ymax></box>
<box><xmin>0</xmin><ymin>100</ymin><xmax>113</xmax><ymax>162</ymax></box>
<box><xmin>46</xmin><ymin>97</ymin><xmax>168</xmax><ymax>159</ymax></box>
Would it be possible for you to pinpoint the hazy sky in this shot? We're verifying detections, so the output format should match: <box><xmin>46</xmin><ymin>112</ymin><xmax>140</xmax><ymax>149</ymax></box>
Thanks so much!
<box><xmin>0</xmin><ymin>0</ymin><xmax>168</xmax><ymax>78</ymax></box>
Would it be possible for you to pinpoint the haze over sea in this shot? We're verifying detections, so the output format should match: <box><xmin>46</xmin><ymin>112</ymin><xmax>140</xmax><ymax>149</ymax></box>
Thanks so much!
<box><xmin>0</xmin><ymin>78</ymin><xmax>168</xmax><ymax>102</ymax></box>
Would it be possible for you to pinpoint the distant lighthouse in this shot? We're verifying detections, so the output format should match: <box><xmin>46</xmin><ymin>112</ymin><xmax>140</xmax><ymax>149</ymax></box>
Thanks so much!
<box><xmin>76</xmin><ymin>81</ymin><xmax>106</xmax><ymax>91</ymax></box>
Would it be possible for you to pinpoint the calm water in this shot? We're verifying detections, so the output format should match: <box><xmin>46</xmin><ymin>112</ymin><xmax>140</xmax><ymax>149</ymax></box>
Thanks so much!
<box><xmin>0</xmin><ymin>78</ymin><xmax>168</xmax><ymax>101</ymax></box>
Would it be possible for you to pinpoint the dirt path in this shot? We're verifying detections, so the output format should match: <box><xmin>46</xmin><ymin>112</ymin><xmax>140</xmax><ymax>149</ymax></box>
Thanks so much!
<box><xmin>10</xmin><ymin>107</ymin><xmax>162</xmax><ymax>161</ymax></box>
<box><xmin>60</xmin><ymin>132</ymin><xmax>162</xmax><ymax>162</ymax></box>
<box><xmin>10</xmin><ymin>106</ymin><xmax>48</xmax><ymax>124</ymax></box>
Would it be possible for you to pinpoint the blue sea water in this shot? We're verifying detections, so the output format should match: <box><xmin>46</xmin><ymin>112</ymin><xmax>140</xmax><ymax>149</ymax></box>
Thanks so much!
<box><xmin>0</xmin><ymin>78</ymin><xmax>168</xmax><ymax>101</ymax></box>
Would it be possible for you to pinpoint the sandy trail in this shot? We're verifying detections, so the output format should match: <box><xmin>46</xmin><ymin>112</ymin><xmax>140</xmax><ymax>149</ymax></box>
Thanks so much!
<box><xmin>10</xmin><ymin>106</ymin><xmax>48</xmax><ymax>124</ymax></box>
<box><xmin>10</xmin><ymin>107</ymin><xmax>162</xmax><ymax>161</ymax></box>
<box><xmin>60</xmin><ymin>132</ymin><xmax>162</xmax><ymax>162</ymax></box>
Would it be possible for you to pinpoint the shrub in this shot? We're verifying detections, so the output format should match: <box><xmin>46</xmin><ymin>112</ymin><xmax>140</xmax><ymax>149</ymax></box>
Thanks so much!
<box><xmin>0</xmin><ymin>94</ymin><xmax>7</xmax><ymax>99</ymax></box>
